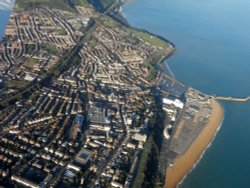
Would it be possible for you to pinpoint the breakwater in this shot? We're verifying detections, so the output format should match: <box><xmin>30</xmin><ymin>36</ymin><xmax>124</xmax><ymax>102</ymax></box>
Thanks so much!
<box><xmin>215</xmin><ymin>96</ymin><xmax>250</xmax><ymax>102</ymax></box>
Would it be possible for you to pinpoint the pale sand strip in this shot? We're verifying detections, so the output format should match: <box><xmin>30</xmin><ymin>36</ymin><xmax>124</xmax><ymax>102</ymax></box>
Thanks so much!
<box><xmin>165</xmin><ymin>99</ymin><xmax>224</xmax><ymax>188</ymax></box>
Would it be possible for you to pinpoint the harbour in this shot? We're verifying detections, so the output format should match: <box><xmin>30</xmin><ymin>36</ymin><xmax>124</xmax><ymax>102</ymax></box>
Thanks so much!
<box><xmin>123</xmin><ymin>0</ymin><xmax>250</xmax><ymax>187</ymax></box>
<box><xmin>1</xmin><ymin>0</ymin><xmax>250</xmax><ymax>187</ymax></box>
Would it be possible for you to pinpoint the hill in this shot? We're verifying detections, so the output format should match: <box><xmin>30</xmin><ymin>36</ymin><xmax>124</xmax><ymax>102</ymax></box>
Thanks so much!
<box><xmin>87</xmin><ymin>0</ymin><xmax>115</xmax><ymax>12</ymax></box>
<box><xmin>15</xmin><ymin>0</ymin><xmax>89</xmax><ymax>10</ymax></box>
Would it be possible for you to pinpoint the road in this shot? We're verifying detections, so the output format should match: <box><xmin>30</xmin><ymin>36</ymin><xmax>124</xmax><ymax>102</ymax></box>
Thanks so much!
<box><xmin>88</xmin><ymin>104</ymin><xmax>129</xmax><ymax>188</ymax></box>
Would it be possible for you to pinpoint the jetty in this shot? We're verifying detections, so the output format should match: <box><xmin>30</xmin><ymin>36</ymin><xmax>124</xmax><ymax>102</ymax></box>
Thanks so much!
<box><xmin>215</xmin><ymin>96</ymin><xmax>250</xmax><ymax>102</ymax></box>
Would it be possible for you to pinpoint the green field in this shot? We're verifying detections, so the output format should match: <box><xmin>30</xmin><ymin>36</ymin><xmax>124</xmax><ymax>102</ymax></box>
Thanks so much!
<box><xmin>41</xmin><ymin>44</ymin><xmax>59</xmax><ymax>55</ymax></box>
<box><xmin>6</xmin><ymin>80</ymin><xmax>30</xmax><ymax>90</ymax></box>
<box><xmin>24</xmin><ymin>58</ymin><xmax>38</xmax><ymax>68</ymax></box>
<box><xmin>131</xmin><ymin>29</ymin><xmax>170</xmax><ymax>49</ymax></box>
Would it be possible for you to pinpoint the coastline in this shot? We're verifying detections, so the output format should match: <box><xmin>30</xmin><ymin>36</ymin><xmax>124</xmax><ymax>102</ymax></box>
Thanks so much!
<box><xmin>119</xmin><ymin>2</ymin><xmax>177</xmax><ymax>80</ymax></box>
<box><xmin>165</xmin><ymin>98</ymin><xmax>224</xmax><ymax>188</ymax></box>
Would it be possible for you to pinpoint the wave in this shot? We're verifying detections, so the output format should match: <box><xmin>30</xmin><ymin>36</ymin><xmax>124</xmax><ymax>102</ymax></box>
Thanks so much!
<box><xmin>176</xmin><ymin>116</ymin><xmax>225</xmax><ymax>188</ymax></box>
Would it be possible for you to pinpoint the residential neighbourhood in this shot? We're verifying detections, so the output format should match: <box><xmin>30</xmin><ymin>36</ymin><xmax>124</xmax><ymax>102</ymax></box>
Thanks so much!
<box><xmin>0</xmin><ymin>0</ymin><xmax>214</xmax><ymax>188</ymax></box>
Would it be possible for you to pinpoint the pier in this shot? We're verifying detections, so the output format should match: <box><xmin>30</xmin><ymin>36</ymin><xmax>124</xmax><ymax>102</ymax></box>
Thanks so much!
<box><xmin>215</xmin><ymin>96</ymin><xmax>250</xmax><ymax>102</ymax></box>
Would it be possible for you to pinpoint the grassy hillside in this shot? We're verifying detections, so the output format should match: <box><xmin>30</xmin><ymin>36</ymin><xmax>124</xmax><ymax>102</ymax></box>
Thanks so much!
<box><xmin>15</xmin><ymin>0</ymin><xmax>116</xmax><ymax>12</ymax></box>
<box><xmin>15</xmin><ymin>0</ymin><xmax>89</xmax><ymax>10</ymax></box>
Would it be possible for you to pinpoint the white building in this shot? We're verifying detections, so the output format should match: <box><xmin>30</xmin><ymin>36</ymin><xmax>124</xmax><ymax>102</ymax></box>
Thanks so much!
<box><xmin>163</xmin><ymin>98</ymin><xmax>184</xmax><ymax>109</ymax></box>
<box><xmin>132</xmin><ymin>133</ymin><xmax>147</xmax><ymax>143</ymax></box>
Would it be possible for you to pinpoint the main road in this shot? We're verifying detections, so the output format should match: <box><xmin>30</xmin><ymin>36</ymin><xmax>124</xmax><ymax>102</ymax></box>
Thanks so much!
<box><xmin>88</xmin><ymin>104</ymin><xmax>129</xmax><ymax>188</ymax></box>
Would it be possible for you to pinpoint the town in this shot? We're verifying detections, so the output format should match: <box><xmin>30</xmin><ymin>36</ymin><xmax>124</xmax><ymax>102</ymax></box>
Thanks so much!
<box><xmin>0</xmin><ymin>0</ymin><xmax>214</xmax><ymax>188</ymax></box>
<box><xmin>0</xmin><ymin>5</ymin><xmax>96</xmax><ymax>99</ymax></box>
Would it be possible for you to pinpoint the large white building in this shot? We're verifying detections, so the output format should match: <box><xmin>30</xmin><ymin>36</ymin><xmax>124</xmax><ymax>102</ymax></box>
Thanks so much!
<box><xmin>163</xmin><ymin>98</ymin><xmax>184</xmax><ymax>109</ymax></box>
<box><xmin>132</xmin><ymin>133</ymin><xmax>147</xmax><ymax>143</ymax></box>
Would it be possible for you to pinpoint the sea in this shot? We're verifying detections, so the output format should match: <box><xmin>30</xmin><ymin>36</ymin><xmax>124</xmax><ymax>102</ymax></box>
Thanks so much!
<box><xmin>123</xmin><ymin>0</ymin><xmax>250</xmax><ymax>188</ymax></box>
<box><xmin>1</xmin><ymin>0</ymin><xmax>250</xmax><ymax>187</ymax></box>
<box><xmin>0</xmin><ymin>9</ymin><xmax>11</xmax><ymax>39</ymax></box>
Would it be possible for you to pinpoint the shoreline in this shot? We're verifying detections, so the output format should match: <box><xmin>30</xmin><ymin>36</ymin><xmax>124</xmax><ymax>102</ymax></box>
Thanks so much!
<box><xmin>119</xmin><ymin>1</ymin><xmax>177</xmax><ymax>81</ymax></box>
<box><xmin>120</xmin><ymin>3</ymin><xmax>224</xmax><ymax>188</ymax></box>
<box><xmin>177</xmin><ymin>115</ymin><xmax>224</xmax><ymax>188</ymax></box>
<box><xmin>165</xmin><ymin>98</ymin><xmax>224</xmax><ymax>188</ymax></box>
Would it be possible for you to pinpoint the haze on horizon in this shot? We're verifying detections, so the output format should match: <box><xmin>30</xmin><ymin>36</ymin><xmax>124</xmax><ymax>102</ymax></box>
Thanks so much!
<box><xmin>0</xmin><ymin>0</ymin><xmax>15</xmax><ymax>10</ymax></box>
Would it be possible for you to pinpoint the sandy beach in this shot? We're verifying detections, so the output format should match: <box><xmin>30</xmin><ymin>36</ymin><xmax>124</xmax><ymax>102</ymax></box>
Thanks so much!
<box><xmin>165</xmin><ymin>98</ymin><xmax>224</xmax><ymax>188</ymax></box>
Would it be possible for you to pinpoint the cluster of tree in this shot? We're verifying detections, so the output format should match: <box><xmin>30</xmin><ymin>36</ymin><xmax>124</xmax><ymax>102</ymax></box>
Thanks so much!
<box><xmin>133</xmin><ymin>91</ymin><xmax>166</xmax><ymax>188</ymax></box>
